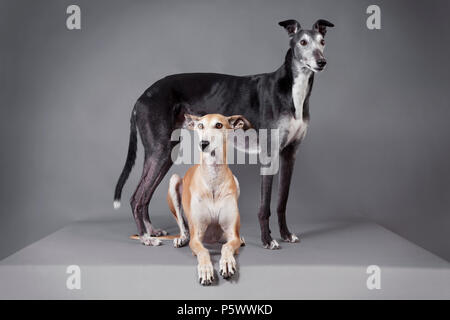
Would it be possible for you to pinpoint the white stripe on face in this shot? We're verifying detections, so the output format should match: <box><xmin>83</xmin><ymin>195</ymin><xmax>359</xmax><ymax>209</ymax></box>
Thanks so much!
<box><xmin>294</xmin><ymin>32</ymin><xmax>326</xmax><ymax>72</ymax></box>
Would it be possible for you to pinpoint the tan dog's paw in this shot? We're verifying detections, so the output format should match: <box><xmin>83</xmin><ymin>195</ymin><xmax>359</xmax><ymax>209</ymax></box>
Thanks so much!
<box><xmin>197</xmin><ymin>262</ymin><xmax>214</xmax><ymax>286</ymax></box>
<box><xmin>173</xmin><ymin>234</ymin><xmax>189</xmax><ymax>248</ymax></box>
<box><xmin>140</xmin><ymin>234</ymin><xmax>162</xmax><ymax>246</ymax></box>
<box><xmin>219</xmin><ymin>255</ymin><xmax>236</xmax><ymax>279</ymax></box>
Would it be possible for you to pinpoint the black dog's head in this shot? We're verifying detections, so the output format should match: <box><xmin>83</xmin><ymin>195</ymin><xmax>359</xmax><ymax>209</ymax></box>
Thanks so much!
<box><xmin>279</xmin><ymin>19</ymin><xmax>334</xmax><ymax>72</ymax></box>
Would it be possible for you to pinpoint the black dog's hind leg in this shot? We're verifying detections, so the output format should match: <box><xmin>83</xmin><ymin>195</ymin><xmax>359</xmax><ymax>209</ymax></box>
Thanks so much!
<box><xmin>258</xmin><ymin>174</ymin><xmax>280</xmax><ymax>249</ymax></box>
<box><xmin>130</xmin><ymin>146</ymin><xmax>173</xmax><ymax>246</ymax></box>
<box><xmin>277</xmin><ymin>143</ymin><xmax>300</xmax><ymax>243</ymax></box>
<box><xmin>142</xmin><ymin>153</ymin><xmax>173</xmax><ymax>237</ymax></box>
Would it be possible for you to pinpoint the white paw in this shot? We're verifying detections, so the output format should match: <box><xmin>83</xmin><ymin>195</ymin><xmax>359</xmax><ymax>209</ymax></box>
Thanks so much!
<box><xmin>219</xmin><ymin>255</ymin><xmax>237</xmax><ymax>279</ymax></box>
<box><xmin>197</xmin><ymin>262</ymin><xmax>214</xmax><ymax>286</ymax></box>
<box><xmin>263</xmin><ymin>239</ymin><xmax>280</xmax><ymax>250</ymax></box>
<box><xmin>140</xmin><ymin>234</ymin><xmax>162</xmax><ymax>246</ymax></box>
<box><xmin>282</xmin><ymin>233</ymin><xmax>300</xmax><ymax>243</ymax></box>
<box><xmin>173</xmin><ymin>234</ymin><xmax>189</xmax><ymax>248</ymax></box>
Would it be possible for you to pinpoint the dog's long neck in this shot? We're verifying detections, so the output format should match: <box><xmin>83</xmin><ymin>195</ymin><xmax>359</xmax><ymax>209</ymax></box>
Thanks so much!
<box><xmin>272</xmin><ymin>49</ymin><xmax>314</xmax><ymax>120</ymax></box>
<box><xmin>291</xmin><ymin>60</ymin><xmax>312</xmax><ymax>120</ymax></box>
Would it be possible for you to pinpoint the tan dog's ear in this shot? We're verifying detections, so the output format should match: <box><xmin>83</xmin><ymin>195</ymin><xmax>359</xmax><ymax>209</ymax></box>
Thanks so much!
<box><xmin>228</xmin><ymin>115</ymin><xmax>252</xmax><ymax>130</ymax></box>
<box><xmin>184</xmin><ymin>114</ymin><xmax>200</xmax><ymax>130</ymax></box>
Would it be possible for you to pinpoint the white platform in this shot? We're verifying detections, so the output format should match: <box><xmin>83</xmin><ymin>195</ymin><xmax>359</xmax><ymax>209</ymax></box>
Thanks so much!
<box><xmin>0</xmin><ymin>217</ymin><xmax>449</xmax><ymax>299</ymax></box>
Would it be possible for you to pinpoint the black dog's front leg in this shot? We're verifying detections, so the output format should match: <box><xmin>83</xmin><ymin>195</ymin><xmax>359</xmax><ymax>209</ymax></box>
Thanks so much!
<box><xmin>258</xmin><ymin>174</ymin><xmax>280</xmax><ymax>249</ymax></box>
<box><xmin>277</xmin><ymin>143</ymin><xmax>300</xmax><ymax>243</ymax></box>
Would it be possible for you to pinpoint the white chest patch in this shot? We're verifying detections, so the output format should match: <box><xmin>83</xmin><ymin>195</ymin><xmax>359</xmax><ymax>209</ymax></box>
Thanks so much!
<box><xmin>282</xmin><ymin>117</ymin><xmax>308</xmax><ymax>147</ymax></box>
<box><xmin>292</xmin><ymin>72</ymin><xmax>310</xmax><ymax>120</ymax></box>
<box><xmin>279</xmin><ymin>70</ymin><xmax>311</xmax><ymax>147</ymax></box>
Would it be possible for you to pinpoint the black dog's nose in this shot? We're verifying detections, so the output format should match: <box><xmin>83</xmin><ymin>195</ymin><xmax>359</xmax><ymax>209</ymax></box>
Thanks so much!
<box><xmin>317</xmin><ymin>59</ymin><xmax>327</xmax><ymax>68</ymax></box>
<box><xmin>200</xmin><ymin>140</ymin><xmax>210</xmax><ymax>151</ymax></box>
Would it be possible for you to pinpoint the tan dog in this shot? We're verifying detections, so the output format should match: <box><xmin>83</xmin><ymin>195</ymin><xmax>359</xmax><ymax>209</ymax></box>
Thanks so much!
<box><xmin>167</xmin><ymin>113</ymin><xmax>250</xmax><ymax>285</ymax></box>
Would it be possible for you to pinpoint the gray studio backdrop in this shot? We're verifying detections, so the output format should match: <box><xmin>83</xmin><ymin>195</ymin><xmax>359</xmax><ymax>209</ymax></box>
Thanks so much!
<box><xmin>1</xmin><ymin>0</ymin><xmax>449</xmax><ymax>261</ymax></box>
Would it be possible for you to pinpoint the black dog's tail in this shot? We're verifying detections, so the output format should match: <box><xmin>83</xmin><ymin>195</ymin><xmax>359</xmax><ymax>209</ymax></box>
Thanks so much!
<box><xmin>113</xmin><ymin>111</ymin><xmax>137</xmax><ymax>209</ymax></box>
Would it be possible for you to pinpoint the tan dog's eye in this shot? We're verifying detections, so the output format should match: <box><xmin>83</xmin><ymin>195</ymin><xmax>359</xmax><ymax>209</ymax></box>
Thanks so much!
<box><xmin>198</xmin><ymin>123</ymin><xmax>204</xmax><ymax>129</ymax></box>
<box><xmin>215</xmin><ymin>123</ymin><xmax>223</xmax><ymax>129</ymax></box>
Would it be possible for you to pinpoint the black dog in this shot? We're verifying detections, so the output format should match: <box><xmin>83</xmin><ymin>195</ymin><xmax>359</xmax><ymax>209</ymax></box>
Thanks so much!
<box><xmin>114</xmin><ymin>19</ymin><xmax>334</xmax><ymax>249</ymax></box>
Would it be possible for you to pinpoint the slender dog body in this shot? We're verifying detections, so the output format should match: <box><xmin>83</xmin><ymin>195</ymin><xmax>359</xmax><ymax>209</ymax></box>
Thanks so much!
<box><xmin>167</xmin><ymin>114</ymin><xmax>248</xmax><ymax>285</ymax></box>
<box><xmin>114</xmin><ymin>19</ymin><xmax>334</xmax><ymax>249</ymax></box>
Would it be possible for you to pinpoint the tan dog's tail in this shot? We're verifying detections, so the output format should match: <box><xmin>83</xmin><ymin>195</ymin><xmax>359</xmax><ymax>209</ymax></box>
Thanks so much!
<box><xmin>129</xmin><ymin>234</ymin><xmax>179</xmax><ymax>241</ymax></box>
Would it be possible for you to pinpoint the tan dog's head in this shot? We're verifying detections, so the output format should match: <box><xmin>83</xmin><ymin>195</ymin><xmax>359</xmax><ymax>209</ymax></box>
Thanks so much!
<box><xmin>184</xmin><ymin>113</ymin><xmax>252</xmax><ymax>163</ymax></box>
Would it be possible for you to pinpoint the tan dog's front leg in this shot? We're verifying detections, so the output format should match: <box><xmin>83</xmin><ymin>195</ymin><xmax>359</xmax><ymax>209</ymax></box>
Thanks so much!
<box><xmin>189</xmin><ymin>226</ymin><xmax>214</xmax><ymax>286</ymax></box>
<box><xmin>219</xmin><ymin>230</ymin><xmax>242</xmax><ymax>279</ymax></box>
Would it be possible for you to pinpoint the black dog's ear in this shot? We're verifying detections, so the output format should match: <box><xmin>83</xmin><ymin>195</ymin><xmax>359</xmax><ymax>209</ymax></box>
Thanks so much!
<box><xmin>184</xmin><ymin>114</ymin><xmax>200</xmax><ymax>130</ymax></box>
<box><xmin>312</xmin><ymin>19</ymin><xmax>334</xmax><ymax>36</ymax></box>
<box><xmin>278</xmin><ymin>19</ymin><xmax>301</xmax><ymax>37</ymax></box>
<box><xmin>228</xmin><ymin>115</ymin><xmax>252</xmax><ymax>130</ymax></box>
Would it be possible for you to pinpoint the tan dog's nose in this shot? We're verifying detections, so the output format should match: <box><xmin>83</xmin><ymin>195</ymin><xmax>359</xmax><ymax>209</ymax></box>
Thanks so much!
<box><xmin>200</xmin><ymin>140</ymin><xmax>210</xmax><ymax>151</ymax></box>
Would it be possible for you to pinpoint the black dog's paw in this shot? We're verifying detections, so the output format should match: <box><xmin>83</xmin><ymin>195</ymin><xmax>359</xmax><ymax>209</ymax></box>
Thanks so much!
<box><xmin>263</xmin><ymin>239</ymin><xmax>280</xmax><ymax>250</ymax></box>
<box><xmin>282</xmin><ymin>233</ymin><xmax>300</xmax><ymax>243</ymax></box>
<box><xmin>150</xmin><ymin>228</ymin><xmax>168</xmax><ymax>237</ymax></box>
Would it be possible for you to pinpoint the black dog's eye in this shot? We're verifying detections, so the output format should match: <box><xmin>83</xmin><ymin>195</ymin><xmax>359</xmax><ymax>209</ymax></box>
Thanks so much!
<box><xmin>300</xmin><ymin>39</ymin><xmax>307</xmax><ymax>46</ymax></box>
<box><xmin>198</xmin><ymin>123</ymin><xmax>204</xmax><ymax>129</ymax></box>
<box><xmin>320</xmin><ymin>39</ymin><xmax>325</xmax><ymax>46</ymax></box>
<box><xmin>215</xmin><ymin>123</ymin><xmax>223</xmax><ymax>129</ymax></box>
